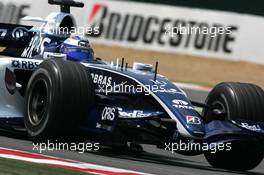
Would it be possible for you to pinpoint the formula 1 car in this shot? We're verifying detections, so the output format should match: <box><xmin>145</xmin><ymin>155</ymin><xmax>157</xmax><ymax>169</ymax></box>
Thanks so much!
<box><xmin>0</xmin><ymin>0</ymin><xmax>264</xmax><ymax>171</ymax></box>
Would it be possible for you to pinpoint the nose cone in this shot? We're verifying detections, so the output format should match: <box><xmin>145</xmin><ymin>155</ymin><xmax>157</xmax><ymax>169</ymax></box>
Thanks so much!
<box><xmin>173</xmin><ymin>105</ymin><xmax>206</xmax><ymax>138</ymax></box>
<box><xmin>157</xmin><ymin>93</ymin><xmax>206</xmax><ymax>138</ymax></box>
<box><xmin>123</xmin><ymin>72</ymin><xmax>206</xmax><ymax>139</ymax></box>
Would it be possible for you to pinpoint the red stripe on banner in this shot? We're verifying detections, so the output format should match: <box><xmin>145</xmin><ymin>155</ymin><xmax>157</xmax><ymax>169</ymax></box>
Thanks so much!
<box><xmin>88</xmin><ymin>4</ymin><xmax>103</xmax><ymax>21</ymax></box>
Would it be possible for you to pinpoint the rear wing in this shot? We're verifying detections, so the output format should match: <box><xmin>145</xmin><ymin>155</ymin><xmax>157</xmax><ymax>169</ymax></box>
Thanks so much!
<box><xmin>0</xmin><ymin>23</ymin><xmax>33</xmax><ymax>57</ymax></box>
<box><xmin>0</xmin><ymin>23</ymin><xmax>33</xmax><ymax>48</ymax></box>
<box><xmin>48</xmin><ymin>0</ymin><xmax>84</xmax><ymax>13</ymax></box>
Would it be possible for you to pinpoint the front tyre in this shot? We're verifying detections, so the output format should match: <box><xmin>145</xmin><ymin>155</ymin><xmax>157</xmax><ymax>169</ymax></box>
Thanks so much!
<box><xmin>24</xmin><ymin>59</ymin><xmax>94</xmax><ymax>140</ymax></box>
<box><xmin>205</xmin><ymin>142</ymin><xmax>264</xmax><ymax>171</ymax></box>
<box><xmin>203</xmin><ymin>82</ymin><xmax>264</xmax><ymax>170</ymax></box>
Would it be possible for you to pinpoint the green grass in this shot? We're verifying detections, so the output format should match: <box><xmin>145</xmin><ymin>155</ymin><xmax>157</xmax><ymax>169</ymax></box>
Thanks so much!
<box><xmin>0</xmin><ymin>158</ymin><xmax>91</xmax><ymax>175</ymax></box>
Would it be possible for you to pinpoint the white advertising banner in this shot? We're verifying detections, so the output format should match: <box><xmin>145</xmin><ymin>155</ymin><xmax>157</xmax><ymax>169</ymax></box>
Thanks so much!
<box><xmin>1</xmin><ymin>0</ymin><xmax>264</xmax><ymax>64</ymax></box>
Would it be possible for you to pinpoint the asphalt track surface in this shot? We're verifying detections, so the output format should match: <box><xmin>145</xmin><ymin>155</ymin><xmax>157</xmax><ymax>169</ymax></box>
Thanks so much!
<box><xmin>0</xmin><ymin>89</ymin><xmax>263</xmax><ymax>175</ymax></box>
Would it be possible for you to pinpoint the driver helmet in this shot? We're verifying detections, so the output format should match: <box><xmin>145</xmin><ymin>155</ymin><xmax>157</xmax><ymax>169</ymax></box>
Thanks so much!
<box><xmin>61</xmin><ymin>36</ymin><xmax>94</xmax><ymax>62</ymax></box>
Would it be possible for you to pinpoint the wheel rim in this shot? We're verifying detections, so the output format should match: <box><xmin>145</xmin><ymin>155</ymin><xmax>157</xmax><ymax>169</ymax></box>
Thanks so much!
<box><xmin>213</xmin><ymin>101</ymin><xmax>225</xmax><ymax>112</ymax></box>
<box><xmin>212</xmin><ymin>101</ymin><xmax>228</xmax><ymax>119</ymax></box>
<box><xmin>28</xmin><ymin>79</ymin><xmax>48</xmax><ymax>126</ymax></box>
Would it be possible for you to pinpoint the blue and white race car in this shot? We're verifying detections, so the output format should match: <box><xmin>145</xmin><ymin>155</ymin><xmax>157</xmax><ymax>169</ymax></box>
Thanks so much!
<box><xmin>0</xmin><ymin>0</ymin><xmax>263</xmax><ymax>171</ymax></box>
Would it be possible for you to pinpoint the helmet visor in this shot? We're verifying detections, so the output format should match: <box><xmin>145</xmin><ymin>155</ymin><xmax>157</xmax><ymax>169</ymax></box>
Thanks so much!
<box><xmin>64</xmin><ymin>47</ymin><xmax>94</xmax><ymax>62</ymax></box>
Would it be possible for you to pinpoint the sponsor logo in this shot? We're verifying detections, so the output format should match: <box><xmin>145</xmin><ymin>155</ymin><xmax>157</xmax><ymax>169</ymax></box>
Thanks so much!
<box><xmin>172</xmin><ymin>99</ymin><xmax>194</xmax><ymax>110</ymax></box>
<box><xmin>186</xmin><ymin>115</ymin><xmax>201</xmax><ymax>125</ymax></box>
<box><xmin>240</xmin><ymin>122</ymin><xmax>261</xmax><ymax>131</ymax></box>
<box><xmin>12</xmin><ymin>27</ymin><xmax>29</xmax><ymax>39</ymax></box>
<box><xmin>101</xmin><ymin>107</ymin><xmax>115</xmax><ymax>121</ymax></box>
<box><xmin>150</xmin><ymin>79</ymin><xmax>167</xmax><ymax>85</ymax></box>
<box><xmin>156</xmin><ymin>88</ymin><xmax>184</xmax><ymax>94</ymax></box>
<box><xmin>11</xmin><ymin>60</ymin><xmax>40</xmax><ymax>70</ymax></box>
<box><xmin>21</xmin><ymin>35</ymin><xmax>51</xmax><ymax>58</ymax></box>
<box><xmin>118</xmin><ymin>109</ymin><xmax>152</xmax><ymax>118</ymax></box>
<box><xmin>88</xmin><ymin>3</ymin><xmax>238</xmax><ymax>54</ymax></box>
<box><xmin>0</xmin><ymin>29</ymin><xmax>7</xmax><ymax>39</ymax></box>
<box><xmin>91</xmin><ymin>73</ymin><xmax>112</xmax><ymax>86</ymax></box>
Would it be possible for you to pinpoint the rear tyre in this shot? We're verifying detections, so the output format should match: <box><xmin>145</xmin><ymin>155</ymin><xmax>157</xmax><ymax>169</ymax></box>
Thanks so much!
<box><xmin>24</xmin><ymin>59</ymin><xmax>94</xmax><ymax>140</ymax></box>
<box><xmin>203</xmin><ymin>82</ymin><xmax>264</xmax><ymax>170</ymax></box>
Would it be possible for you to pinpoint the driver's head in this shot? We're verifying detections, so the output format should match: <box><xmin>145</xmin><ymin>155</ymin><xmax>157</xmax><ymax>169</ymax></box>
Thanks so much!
<box><xmin>61</xmin><ymin>36</ymin><xmax>94</xmax><ymax>62</ymax></box>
